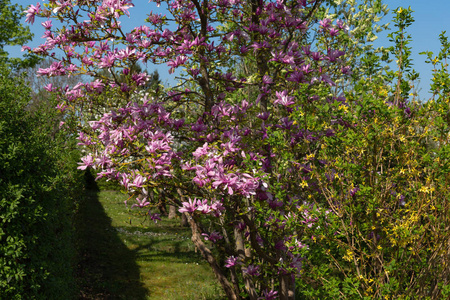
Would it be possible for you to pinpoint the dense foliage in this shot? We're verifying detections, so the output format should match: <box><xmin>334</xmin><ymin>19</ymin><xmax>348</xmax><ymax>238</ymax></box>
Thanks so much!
<box><xmin>0</xmin><ymin>63</ymin><xmax>84</xmax><ymax>299</ymax></box>
<box><xmin>25</xmin><ymin>0</ymin><xmax>450</xmax><ymax>299</ymax></box>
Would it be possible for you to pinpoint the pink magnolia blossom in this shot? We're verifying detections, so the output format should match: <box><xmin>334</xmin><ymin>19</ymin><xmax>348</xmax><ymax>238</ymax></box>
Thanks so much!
<box><xmin>178</xmin><ymin>198</ymin><xmax>198</xmax><ymax>213</ymax></box>
<box><xmin>149</xmin><ymin>212</ymin><xmax>161</xmax><ymax>223</ymax></box>
<box><xmin>24</xmin><ymin>3</ymin><xmax>41</xmax><ymax>24</ymax></box>
<box><xmin>319</xmin><ymin>18</ymin><xmax>332</xmax><ymax>30</ymax></box>
<box><xmin>202</xmin><ymin>232</ymin><xmax>223</xmax><ymax>243</ymax></box>
<box><xmin>243</xmin><ymin>265</ymin><xmax>260</xmax><ymax>276</ymax></box>
<box><xmin>196</xmin><ymin>199</ymin><xmax>212</xmax><ymax>214</ymax></box>
<box><xmin>259</xmin><ymin>290</ymin><xmax>278</xmax><ymax>300</ymax></box>
<box><xmin>131</xmin><ymin>197</ymin><xmax>150</xmax><ymax>208</ymax></box>
<box><xmin>131</xmin><ymin>174</ymin><xmax>146</xmax><ymax>188</ymax></box>
<box><xmin>41</xmin><ymin>20</ymin><xmax>52</xmax><ymax>30</ymax></box>
<box><xmin>225</xmin><ymin>256</ymin><xmax>239</xmax><ymax>268</ymax></box>
<box><xmin>274</xmin><ymin>90</ymin><xmax>295</xmax><ymax>107</ymax></box>
<box><xmin>77</xmin><ymin>155</ymin><xmax>94</xmax><ymax>170</ymax></box>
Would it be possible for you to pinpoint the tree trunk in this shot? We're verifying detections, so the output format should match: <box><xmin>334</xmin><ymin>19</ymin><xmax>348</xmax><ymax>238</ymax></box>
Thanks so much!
<box><xmin>235</xmin><ymin>228</ymin><xmax>258</xmax><ymax>300</ymax></box>
<box><xmin>168</xmin><ymin>205</ymin><xmax>177</xmax><ymax>219</ymax></box>
<box><xmin>279</xmin><ymin>274</ymin><xmax>295</xmax><ymax>300</ymax></box>
<box><xmin>180</xmin><ymin>212</ymin><xmax>188</xmax><ymax>227</ymax></box>
<box><xmin>185</xmin><ymin>212</ymin><xmax>240</xmax><ymax>300</ymax></box>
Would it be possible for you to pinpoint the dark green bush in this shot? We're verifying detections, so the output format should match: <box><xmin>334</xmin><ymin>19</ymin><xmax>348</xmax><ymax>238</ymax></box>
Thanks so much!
<box><xmin>0</xmin><ymin>63</ymin><xmax>84</xmax><ymax>299</ymax></box>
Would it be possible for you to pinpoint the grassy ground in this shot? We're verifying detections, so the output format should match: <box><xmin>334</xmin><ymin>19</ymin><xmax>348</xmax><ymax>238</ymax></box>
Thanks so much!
<box><xmin>75</xmin><ymin>189</ymin><xmax>225</xmax><ymax>300</ymax></box>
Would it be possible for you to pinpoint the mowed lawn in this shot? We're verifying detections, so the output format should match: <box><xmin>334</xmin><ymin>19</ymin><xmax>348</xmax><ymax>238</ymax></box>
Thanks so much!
<box><xmin>75</xmin><ymin>189</ymin><xmax>225</xmax><ymax>300</ymax></box>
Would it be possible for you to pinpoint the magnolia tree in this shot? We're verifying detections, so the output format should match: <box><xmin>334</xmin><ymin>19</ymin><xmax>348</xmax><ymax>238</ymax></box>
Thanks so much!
<box><xmin>25</xmin><ymin>0</ymin><xmax>450</xmax><ymax>299</ymax></box>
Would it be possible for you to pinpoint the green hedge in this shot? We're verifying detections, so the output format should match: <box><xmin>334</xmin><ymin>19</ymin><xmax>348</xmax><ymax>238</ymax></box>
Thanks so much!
<box><xmin>0</xmin><ymin>64</ymin><xmax>84</xmax><ymax>299</ymax></box>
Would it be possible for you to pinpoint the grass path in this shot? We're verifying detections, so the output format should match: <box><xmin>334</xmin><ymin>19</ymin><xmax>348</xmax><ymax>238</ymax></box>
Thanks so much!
<box><xmin>75</xmin><ymin>190</ymin><xmax>225</xmax><ymax>299</ymax></box>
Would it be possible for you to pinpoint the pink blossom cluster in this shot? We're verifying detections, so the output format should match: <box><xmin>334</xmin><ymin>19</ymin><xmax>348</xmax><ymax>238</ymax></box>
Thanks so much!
<box><xmin>183</xmin><ymin>143</ymin><xmax>260</xmax><ymax>197</ymax></box>
<box><xmin>77</xmin><ymin>98</ymin><xmax>180</xmax><ymax>193</ymax></box>
<box><xmin>178</xmin><ymin>197</ymin><xmax>225</xmax><ymax>217</ymax></box>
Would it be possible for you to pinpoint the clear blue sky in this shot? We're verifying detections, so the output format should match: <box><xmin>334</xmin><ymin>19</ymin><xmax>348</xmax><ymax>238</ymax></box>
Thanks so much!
<box><xmin>374</xmin><ymin>0</ymin><xmax>450</xmax><ymax>100</ymax></box>
<box><xmin>8</xmin><ymin>1</ymin><xmax>450</xmax><ymax>100</ymax></box>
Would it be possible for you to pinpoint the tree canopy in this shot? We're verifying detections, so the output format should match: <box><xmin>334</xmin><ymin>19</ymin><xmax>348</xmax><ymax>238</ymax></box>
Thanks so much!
<box><xmin>0</xmin><ymin>0</ymin><xmax>39</xmax><ymax>68</ymax></box>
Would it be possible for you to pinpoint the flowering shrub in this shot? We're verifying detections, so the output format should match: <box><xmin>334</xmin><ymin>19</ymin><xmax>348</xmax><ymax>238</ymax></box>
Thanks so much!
<box><xmin>26</xmin><ymin>1</ymin><xmax>450</xmax><ymax>299</ymax></box>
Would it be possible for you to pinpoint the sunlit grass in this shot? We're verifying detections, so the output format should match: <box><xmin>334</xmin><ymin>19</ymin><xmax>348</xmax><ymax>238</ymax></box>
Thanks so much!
<box><xmin>76</xmin><ymin>189</ymin><xmax>225</xmax><ymax>300</ymax></box>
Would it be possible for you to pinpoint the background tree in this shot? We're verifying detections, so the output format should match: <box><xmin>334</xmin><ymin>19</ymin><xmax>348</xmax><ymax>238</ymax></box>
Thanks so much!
<box><xmin>0</xmin><ymin>0</ymin><xmax>39</xmax><ymax>69</ymax></box>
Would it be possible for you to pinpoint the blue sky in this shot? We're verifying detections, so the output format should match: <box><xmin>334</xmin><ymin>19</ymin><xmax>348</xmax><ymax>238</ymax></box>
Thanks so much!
<box><xmin>374</xmin><ymin>0</ymin><xmax>450</xmax><ymax>100</ymax></box>
<box><xmin>9</xmin><ymin>1</ymin><xmax>450</xmax><ymax>100</ymax></box>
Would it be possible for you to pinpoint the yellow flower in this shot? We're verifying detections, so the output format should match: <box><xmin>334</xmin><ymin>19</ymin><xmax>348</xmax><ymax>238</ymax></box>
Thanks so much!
<box><xmin>339</xmin><ymin>104</ymin><xmax>349</xmax><ymax>113</ymax></box>
<box><xmin>343</xmin><ymin>249</ymin><xmax>354</xmax><ymax>262</ymax></box>
<box><xmin>419</xmin><ymin>186</ymin><xmax>430</xmax><ymax>193</ymax></box>
<box><xmin>300</xmin><ymin>181</ymin><xmax>308</xmax><ymax>188</ymax></box>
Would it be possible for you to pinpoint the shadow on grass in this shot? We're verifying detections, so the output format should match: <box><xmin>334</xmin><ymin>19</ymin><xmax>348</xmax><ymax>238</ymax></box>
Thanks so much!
<box><xmin>124</xmin><ymin>236</ymin><xmax>202</xmax><ymax>262</ymax></box>
<box><xmin>75</xmin><ymin>190</ymin><xmax>148</xmax><ymax>300</ymax></box>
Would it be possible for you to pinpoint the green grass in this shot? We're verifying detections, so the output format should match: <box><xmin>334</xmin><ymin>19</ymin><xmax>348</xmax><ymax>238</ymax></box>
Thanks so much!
<box><xmin>75</xmin><ymin>189</ymin><xmax>225</xmax><ymax>300</ymax></box>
